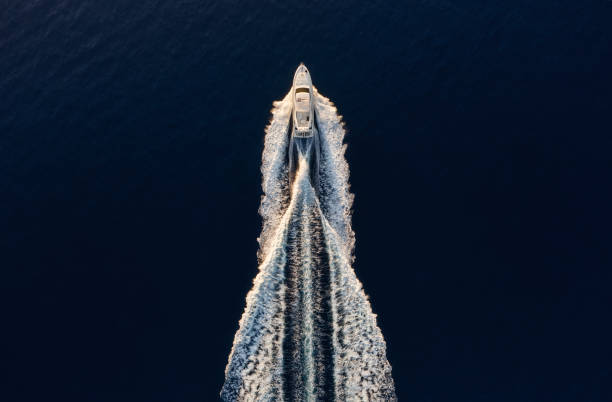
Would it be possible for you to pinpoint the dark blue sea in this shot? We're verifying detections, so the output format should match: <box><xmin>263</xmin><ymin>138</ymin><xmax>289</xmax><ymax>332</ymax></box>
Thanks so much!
<box><xmin>2</xmin><ymin>1</ymin><xmax>611</xmax><ymax>400</ymax></box>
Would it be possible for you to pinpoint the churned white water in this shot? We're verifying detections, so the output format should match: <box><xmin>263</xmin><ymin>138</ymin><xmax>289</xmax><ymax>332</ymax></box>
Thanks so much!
<box><xmin>221</xmin><ymin>89</ymin><xmax>396</xmax><ymax>401</ymax></box>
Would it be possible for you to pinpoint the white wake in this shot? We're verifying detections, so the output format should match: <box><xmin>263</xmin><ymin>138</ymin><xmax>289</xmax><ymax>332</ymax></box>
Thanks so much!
<box><xmin>221</xmin><ymin>90</ymin><xmax>396</xmax><ymax>401</ymax></box>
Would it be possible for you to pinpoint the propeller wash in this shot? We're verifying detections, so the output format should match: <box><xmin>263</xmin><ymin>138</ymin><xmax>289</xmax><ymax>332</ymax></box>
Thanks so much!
<box><xmin>221</xmin><ymin>65</ymin><xmax>396</xmax><ymax>401</ymax></box>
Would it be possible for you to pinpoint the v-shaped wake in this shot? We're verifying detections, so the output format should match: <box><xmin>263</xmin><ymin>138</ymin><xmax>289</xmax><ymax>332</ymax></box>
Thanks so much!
<box><xmin>221</xmin><ymin>81</ymin><xmax>396</xmax><ymax>401</ymax></box>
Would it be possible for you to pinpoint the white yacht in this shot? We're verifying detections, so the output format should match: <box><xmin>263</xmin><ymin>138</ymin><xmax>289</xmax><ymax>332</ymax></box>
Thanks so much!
<box><xmin>288</xmin><ymin>63</ymin><xmax>320</xmax><ymax>194</ymax></box>
<box><xmin>292</xmin><ymin>64</ymin><xmax>315</xmax><ymax>138</ymax></box>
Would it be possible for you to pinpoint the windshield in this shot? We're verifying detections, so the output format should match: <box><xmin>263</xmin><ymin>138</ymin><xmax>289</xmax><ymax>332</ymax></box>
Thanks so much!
<box><xmin>295</xmin><ymin>87</ymin><xmax>309</xmax><ymax>94</ymax></box>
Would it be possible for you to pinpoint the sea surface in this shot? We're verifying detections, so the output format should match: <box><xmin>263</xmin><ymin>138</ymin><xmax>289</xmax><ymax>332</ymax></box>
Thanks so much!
<box><xmin>2</xmin><ymin>1</ymin><xmax>611</xmax><ymax>401</ymax></box>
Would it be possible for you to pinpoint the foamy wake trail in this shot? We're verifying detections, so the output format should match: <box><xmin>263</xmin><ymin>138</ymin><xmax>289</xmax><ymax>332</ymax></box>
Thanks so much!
<box><xmin>221</xmin><ymin>90</ymin><xmax>396</xmax><ymax>401</ymax></box>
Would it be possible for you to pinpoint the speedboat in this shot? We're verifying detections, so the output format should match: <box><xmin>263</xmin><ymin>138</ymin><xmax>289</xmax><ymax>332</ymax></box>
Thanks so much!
<box><xmin>288</xmin><ymin>64</ymin><xmax>320</xmax><ymax>194</ymax></box>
